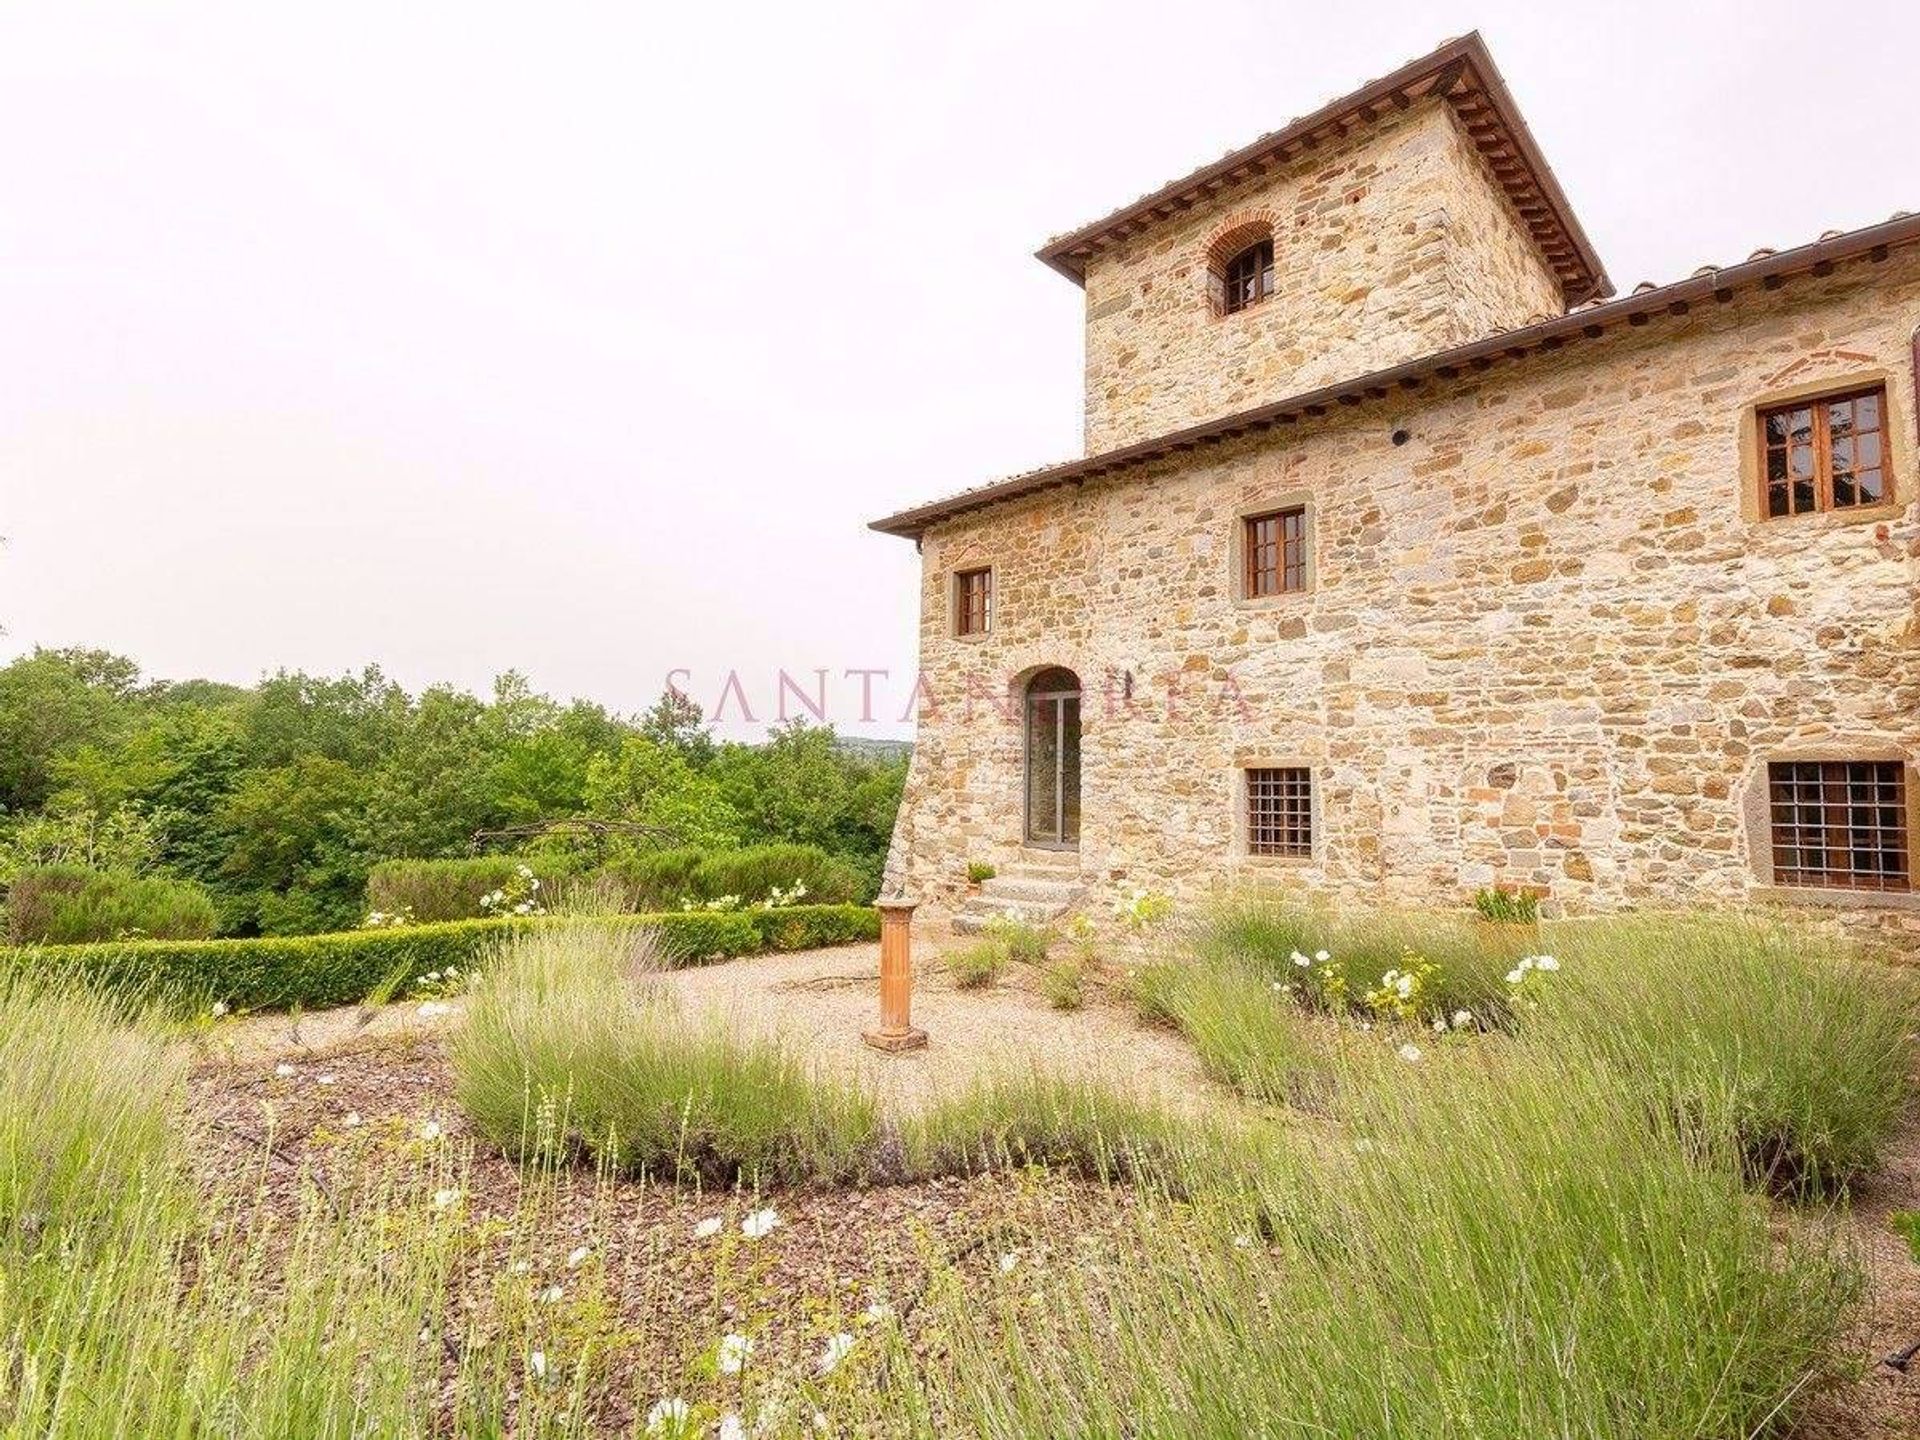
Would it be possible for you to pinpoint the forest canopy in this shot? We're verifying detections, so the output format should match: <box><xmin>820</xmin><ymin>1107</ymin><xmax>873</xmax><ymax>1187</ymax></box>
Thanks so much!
<box><xmin>0</xmin><ymin>647</ymin><xmax>906</xmax><ymax>937</ymax></box>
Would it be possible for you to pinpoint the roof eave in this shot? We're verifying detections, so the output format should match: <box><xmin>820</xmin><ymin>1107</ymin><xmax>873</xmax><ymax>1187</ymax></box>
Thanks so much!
<box><xmin>873</xmin><ymin>213</ymin><xmax>1919</xmax><ymax>539</ymax></box>
<box><xmin>1033</xmin><ymin>32</ymin><xmax>1611</xmax><ymax>306</ymax></box>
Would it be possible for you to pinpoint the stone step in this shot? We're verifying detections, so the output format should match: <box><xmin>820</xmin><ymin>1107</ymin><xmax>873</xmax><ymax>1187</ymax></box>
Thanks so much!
<box><xmin>1009</xmin><ymin>847</ymin><xmax>1081</xmax><ymax>871</ymax></box>
<box><xmin>948</xmin><ymin>890</ymin><xmax>1075</xmax><ymax>936</ymax></box>
<box><xmin>980</xmin><ymin>875</ymin><xmax>1083</xmax><ymax>904</ymax></box>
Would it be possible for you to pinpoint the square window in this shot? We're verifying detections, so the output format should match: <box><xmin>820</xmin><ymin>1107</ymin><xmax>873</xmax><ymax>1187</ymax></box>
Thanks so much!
<box><xmin>1247</xmin><ymin>767</ymin><xmax>1313</xmax><ymax>857</ymax></box>
<box><xmin>954</xmin><ymin>567</ymin><xmax>992</xmax><ymax>637</ymax></box>
<box><xmin>1767</xmin><ymin>760</ymin><xmax>1909</xmax><ymax>891</ymax></box>
<box><xmin>1758</xmin><ymin>385</ymin><xmax>1889</xmax><ymax>518</ymax></box>
<box><xmin>1243</xmin><ymin>508</ymin><xmax>1307</xmax><ymax>598</ymax></box>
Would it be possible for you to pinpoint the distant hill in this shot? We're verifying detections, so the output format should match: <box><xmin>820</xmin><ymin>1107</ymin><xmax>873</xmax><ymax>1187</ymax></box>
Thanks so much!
<box><xmin>834</xmin><ymin>736</ymin><xmax>912</xmax><ymax>763</ymax></box>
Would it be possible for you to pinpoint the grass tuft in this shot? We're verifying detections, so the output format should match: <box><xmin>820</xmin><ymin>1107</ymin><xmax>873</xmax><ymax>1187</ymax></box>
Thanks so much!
<box><xmin>1528</xmin><ymin>914</ymin><xmax>1915</xmax><ymax>1192</ymax></box>
<box><xmin>452</xmin><ymin>921</ymin><xmax>879</xmax><ymax>1185</ymax></box>
<box><xmin>945</xmin><ymin>939</ymin><xmax>1008</xmax><ymax>990</ymax></box>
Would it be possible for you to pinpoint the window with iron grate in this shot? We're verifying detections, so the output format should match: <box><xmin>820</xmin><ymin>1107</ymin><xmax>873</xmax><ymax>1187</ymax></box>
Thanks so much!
<box><xmin>1248</xmin><ymin>767</ymin><xmax>1313</xmax><ymax>858</ymax></box>
<box><xmin>1767</xmin><ymin>760</ymin><xmax>1908</xmax><ymax>891</ymax></box>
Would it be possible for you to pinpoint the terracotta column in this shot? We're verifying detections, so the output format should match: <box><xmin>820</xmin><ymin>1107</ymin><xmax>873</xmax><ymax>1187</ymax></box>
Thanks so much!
<box><xmin>863</xmin><ymin>897</ymin><xmax>927</xmax><ymax>1053</ymax></box>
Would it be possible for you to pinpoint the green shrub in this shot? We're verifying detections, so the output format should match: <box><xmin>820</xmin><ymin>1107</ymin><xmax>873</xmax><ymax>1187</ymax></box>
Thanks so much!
<box><xmin>687</xmin><ymin>843</ymin><xmax>867</xmax><ymax>906</ymax></box>
<box><xmin>1041</xmin><ymin>956</ymin><xmax>1086</xmax><ymax>1010</ymax></box>
<box><xmin>0</xmin><ymin>905</ymin><xmax>875</xmax><ymax>1013</ymax></box>
<box><xmin>1528</xmin><ymin>915</ymin><xmax>1915</xmax><ymax>1192</ymax></box>
<box><xmin>986</xmin><ymin>914</ymin><xmax>1053</xmax><ymax>965</ymax></box>
<box><xmin>592</xmin><ymin>846</ymin><xmax>707</xmax><ymax>911</ymax></box>
<box><xmin>5</xmin><ymin>865</ymin><xmax>218</xmax><ymax>944</ymax></box>
<box><xmin>947</xmin><ymin>939</ymin><xmax>1007</xmax><ymax>990</ymax></box>
<box><xmin>453</xmin><ymin>923</ymin><xmax>878</xmax><ymax>1185</ymax></box>
<box><xmin>966</xmin><ymin>860</ymin><xmax>997</xmax><ymax>884</ymax></box>
<box><xmin>363</xmin><ymin>855</ymin><xmax>575</xmax><ymax>924</ymax></box>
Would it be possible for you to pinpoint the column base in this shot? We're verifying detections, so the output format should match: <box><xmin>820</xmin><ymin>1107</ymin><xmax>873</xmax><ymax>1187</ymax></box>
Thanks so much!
<box><xmin>861</xmin><ymin>1025</ymin><xmax>928</xmax><ymax>1054</ymax></box>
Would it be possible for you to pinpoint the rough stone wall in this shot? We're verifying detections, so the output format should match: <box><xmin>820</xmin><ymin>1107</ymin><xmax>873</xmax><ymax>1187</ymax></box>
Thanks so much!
<box><xmin>1080</xmin><ymin>99</ymin><xmax>1565</xmax><ymax>454</ymax></box>
<box><xmin>894</xmin><ymin>250</ymin><xmax>1920</xmax><ymax>952</ymax></box>
<box><xmin>1429</xmin><ymin>103</ymin><xmax>1569</xmax><ymax>346</ymax></box>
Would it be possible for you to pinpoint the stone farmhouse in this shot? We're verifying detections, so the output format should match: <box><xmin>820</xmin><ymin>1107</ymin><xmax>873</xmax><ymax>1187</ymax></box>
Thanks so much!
<box><xmin>871</xmin><ymin>33</ymin><xmax>1920</xmax><ymax>949</ymax></box>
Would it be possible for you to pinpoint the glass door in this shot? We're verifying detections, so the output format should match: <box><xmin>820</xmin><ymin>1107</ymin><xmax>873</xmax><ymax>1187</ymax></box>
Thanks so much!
<box><xmin>1024</xmin><ymin>678</ymin><xmax>1081</xmax><ymax>848</ymax></box>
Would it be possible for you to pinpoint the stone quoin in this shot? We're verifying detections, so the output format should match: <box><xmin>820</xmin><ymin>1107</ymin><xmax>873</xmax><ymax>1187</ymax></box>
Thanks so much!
<box><xmin>870</xmin><ymin>33</ymin><xmax>1920</xmax><ymax>951</ymax></box>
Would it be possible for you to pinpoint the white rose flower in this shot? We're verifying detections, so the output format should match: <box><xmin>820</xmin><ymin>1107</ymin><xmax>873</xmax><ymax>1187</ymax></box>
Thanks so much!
<box><xmin>740</xmin><ymin>1208</ymin><xmax>780</xmax><ymax>1240</ymax></box>
<box><xmin>644</xmin><ymin>1398</ymin><xmax>690</xmax><ymax>1435</ymax></box>
<box><xmin>817</xmin><ymin>1332</ymin><xmax>854</xmax><ymax>1374</ymax></box>
<box><xmin>717</xmin><ymin>1331</ymin><xmax>753</xmax><ymax>1375</ymax></box>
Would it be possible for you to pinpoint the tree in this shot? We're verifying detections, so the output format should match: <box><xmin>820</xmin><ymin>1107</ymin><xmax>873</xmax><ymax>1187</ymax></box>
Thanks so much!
<box><xmin>219</xmin><ymin>755</ymin><xmax>372</xmax><ymax>934</ymax></box>
<box><xmin>584</xmin><ymin>736</ymin><xmax>741</xmax><ymax>851</ymax></box>
<box><xmin>0</xmin><ymin>648</ymin><xmax>140</xmax><ymax>811</ymax></box>
<box><xmin>639</xmin><ymin>685</ymin><xmax>715</xmax><ymax>764</ymax></box>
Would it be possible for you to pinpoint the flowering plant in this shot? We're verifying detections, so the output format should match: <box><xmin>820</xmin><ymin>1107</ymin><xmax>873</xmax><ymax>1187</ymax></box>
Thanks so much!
<box><xmin>412</xmin><ymin>965</ymin><xmax>463</xmax><ymax>999</ymax></box>
<box><xmin>1114</xmin><ymin>887</ymin><xmax>1173</xmax><ymax>932</ymax></box>
<box><xmin>1504</xmin><ymin>952</ymin><xmax>1561</xmax><ymax>1006</ymax></box>
<box><xmin>681</xmin><ymin>881</ymin><xmax>809</xmax><ymax>913</ymax></box>
<box><xmin>480</xmin><ymin>864</ymin><xmax>546</xmax><ymax>918</ymax></box>
<box><xmin>759</xmin><ymin>881</ymin><xmax>809</xmax><ymax>910</ymax></box>
<box><xmin>1364</xmin><ymin>951</ymin><xmax>1440</xmax><ymax>1023</ymax></box>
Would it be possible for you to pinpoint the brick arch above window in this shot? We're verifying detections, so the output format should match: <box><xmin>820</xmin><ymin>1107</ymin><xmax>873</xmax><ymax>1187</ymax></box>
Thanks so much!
<box><xmin>1203</xmin><ymin>211</ymin><xmax>1279</xmax><ymax>271</ymax></box>
<box><xmin>1204</xmin><ymin>212</ymin><xmax>1278</xmax><ymax>317</ymax></box>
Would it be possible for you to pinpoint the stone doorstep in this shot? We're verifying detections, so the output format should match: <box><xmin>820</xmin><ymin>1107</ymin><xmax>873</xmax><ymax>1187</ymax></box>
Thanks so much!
<box><xmin>979</xmin><ymin>875</ymin><xmax>1084</xmax><ymax>904</ymax></box>
<box><xmin>952</xmin><ymin>863</ymin><xmax>1087</xmax><ymax>935</ymax></box>
<box><xmin>953</xmin><ymin>898</ymin><xmax>1070</xmax><ymax>935</ymax></box>
<box><xmin>1009</xmin><ymin>847</ymin><xmax>1082</xmax><ymax>870</ymax></box>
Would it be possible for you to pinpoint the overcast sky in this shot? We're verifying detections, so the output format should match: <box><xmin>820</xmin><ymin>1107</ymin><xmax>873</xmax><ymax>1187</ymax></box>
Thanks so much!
<box><xmin>2</xmin><ymin>0</ymin><xmax>1915</xmax><ymax>737</ymax></box>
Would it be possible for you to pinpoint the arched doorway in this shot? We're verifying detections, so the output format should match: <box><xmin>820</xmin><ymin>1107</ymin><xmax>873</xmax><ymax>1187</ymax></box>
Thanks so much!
<box><xmin>1024</xmin><ymin>667</ymin><xmax>1081</xmax><ymax>848</ymax></box>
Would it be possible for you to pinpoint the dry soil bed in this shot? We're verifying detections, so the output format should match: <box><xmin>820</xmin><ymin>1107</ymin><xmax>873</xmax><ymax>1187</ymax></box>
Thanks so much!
<box><xmin>188</xmin><ymin>944</ymin><xmax>1920</xmax><ymax>1437</ymax></box>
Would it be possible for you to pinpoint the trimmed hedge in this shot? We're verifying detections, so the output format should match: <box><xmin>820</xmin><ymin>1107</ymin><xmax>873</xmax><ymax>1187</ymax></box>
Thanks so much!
<box><xmin>743</xmin><ymin>903</ymin><xmax>880</xmax><ymax>952</ymax></box>
<box><xmin>0</xmin><ymin>905</ymin><xmax>881</xmax><ymax>1013</ymax></box>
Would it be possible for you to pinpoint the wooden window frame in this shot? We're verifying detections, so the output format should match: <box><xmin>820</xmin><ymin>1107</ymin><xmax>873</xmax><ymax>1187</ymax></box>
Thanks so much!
<box><xmin>953</xmin><ymin>567</ymin><xmax>992</xmax><ymax>638</ymax></box>
<box><xmin>1239</xmin><ymin>504</ymin><xmax>1310</xmax><ymax>601</ymax></box>
<box><xmin>1766</xmin><ymin>759</ymin><xmax>1910</xmax><ymax>893</ymax></box>
<box><xmin>1246</xmin><ymin>766</ymin><xmax>1314</xmax><ymax>859</ymax></box>
<box><xmin>1755</xmin><ymin>382</ymin><xmax>1892</xmax><ymax>519</ymax></box>
<box><xmin>1219</xmin><ymin>238</ymin><xmax>1275</xmax><ymax>316</ymax></box>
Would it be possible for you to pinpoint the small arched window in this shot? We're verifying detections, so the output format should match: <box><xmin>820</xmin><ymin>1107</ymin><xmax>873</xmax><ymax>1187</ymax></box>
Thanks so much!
<box><xmin>1222</xmin><ymin>239</ymin><xmax>1274</xmax><ymax>313</ymax></box>
<box><xmin>1206</xmin><ymin>222</ymin><xmax>1276</xmax><ymax>317</ymax></box>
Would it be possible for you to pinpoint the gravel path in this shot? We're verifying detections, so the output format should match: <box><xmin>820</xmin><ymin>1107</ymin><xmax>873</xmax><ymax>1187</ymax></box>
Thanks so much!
<box><xmin>662</xmin><ymin>943</ymin><xmax>1213</xmax><ymax>1114</ymax></box>
<box><xmin>204</xmin><ymin>941</ymin><xmax>1215</xmax><ymax>1116</ymax></box>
